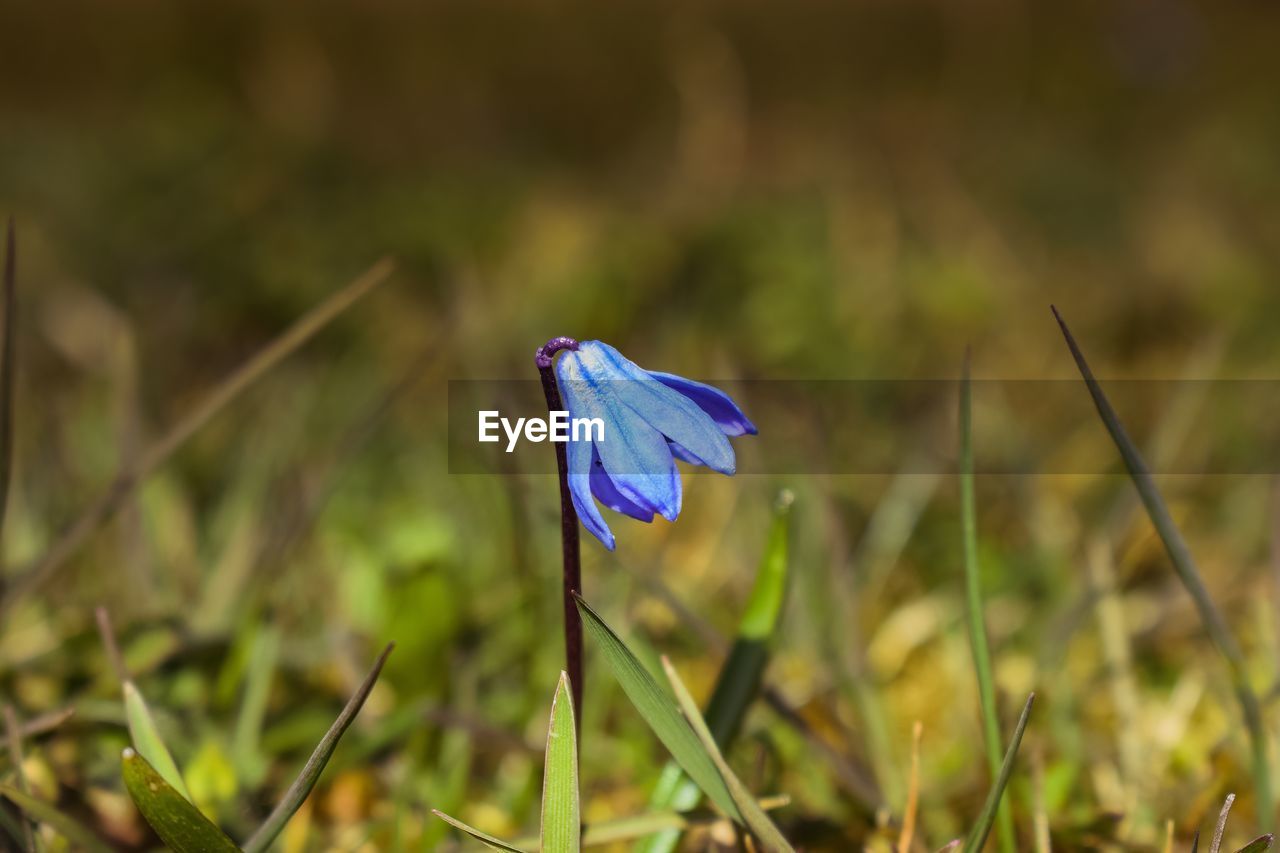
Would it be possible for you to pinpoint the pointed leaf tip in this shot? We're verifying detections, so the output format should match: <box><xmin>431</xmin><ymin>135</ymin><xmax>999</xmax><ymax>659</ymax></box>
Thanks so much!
<box><xmin>541</xmin><ymin>671</ymin><xmax>580</xmax><ymax>853</ymax></box>
<box><xmin>122</xmin><ymin>749</ymin><xmax>241</xmax><ymax>852</ymax></box>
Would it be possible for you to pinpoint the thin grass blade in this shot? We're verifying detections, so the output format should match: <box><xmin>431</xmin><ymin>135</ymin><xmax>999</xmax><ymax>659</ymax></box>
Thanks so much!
<box><xmin>122</xmin><ymin>748</ymin><xmax>241</xmax><ymax>852</ymax></box>
<box><xmin>541</xmin><ymin>672</ymin><xmax>580</xmax><ymax>853</ymax></box>
<box><xmin>639</xmin><ymin>489</ymin><xmax>793</xmax><ymax>853</ymax></box>
<box><xmin>0</xmin><ymin>784</ymin><xmax>113</xmax><ymax>853</ymax></box>
<box><xmin>242</xmin><ymin>643</ymin><xmax>393</xmax><ymax>853</ymax></box>
<box><xmin>123</xmin><ymin>681</ymin><xmax>193</xmax><ymax>801</ymax></box>
<box><xmin>660</xmin><ymin>657</ymin><xmax>793</xmax><ymax>852</ymax></box>
<box><xmin>575</xmin><ymin>594</ymin><xmax>742</xmax><ymax>822</ymax></box>
<box><xmin>960</xmin><ymin>351</ymin><xmax>1015</xmax><ymax>853</ymax></box>
<box><xmin>431</xmin><ymin>810</ymin><xmax>530</xmax><ymax>852</ymax></box>
<box><xmin>1211</xmin><ymin>794</ymin><xmax>1236</xmax><ymax>853</ymax></box>
<box><xmin>962</xmin><ymin>693</ymin><xmax>1035</xmax><ymax>853</ymax></box>
<box><xmin>1052</xmin><ymin>306</ymin><xmax>1273</xmax><ymax>829</ymax></box>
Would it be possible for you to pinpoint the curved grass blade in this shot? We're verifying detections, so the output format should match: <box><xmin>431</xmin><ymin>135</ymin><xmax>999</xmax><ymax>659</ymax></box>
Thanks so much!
<box><xmin>1052</xmin><ymin>307</ymin><xmax>1273</xmax><ymax>829</ymax></box>
<box><xmin>575</xmin><ymin>594</ymin><xmax>741</xmax><ymax>822</ymax></box>
<box><xmin>242</xmin><ymin>643</ymin><xmax>393</xmax><ymax>853</ymax></box>
<box><xmin>122</xmin><ymin>748</ymin><xmax>241</xmax><ymax>852</ymax></box>
<box><xmin>963</xmin><ymin>693</ymin><xmax>1035</xmax><ymax>853</ymax></box>
<box><xmin>123</xmin><ymin>681</ymin><xmax>192</xmax><ymax>802</ymax></box>
<box><xmin>431</xmin><ymin>809</ymin><xmax>529</xmax><ymax>852</ymax></box>
<box><xmin>639</xmin><ymin>490</ymin><xmax>793</xmax><ymax>853</ymax></box>
<box><xmin>1211</xmin><ymin>794</ymin><xmax>1235</xmax><ymax>853</ymax></box>
<box><xmin>960</xmin><ymin>352</ymin><xmax>1014</xmax><ymax>853</ymax></box>
<box><xmin>0</xmin><ymin>784</ymin><xmax>113</xmax><ymax>853</ymax></box>
<box><xmin>541</xmin><ymin>672</ymin><xmax>580</xmax><ymax>853</ymax></box>
<box><xmin>660</xmin><ymin>657</ymin><xmax>794</xmax><ymax>852</ymax></box>
<box><xmin>1237</xmin><ymin>835</ymin><xmax>1274</xmax><ymax>853</ymax></box>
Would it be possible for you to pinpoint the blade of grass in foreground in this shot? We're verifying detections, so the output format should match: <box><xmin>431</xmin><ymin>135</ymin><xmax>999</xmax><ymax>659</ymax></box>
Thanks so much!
<box><xmin>541</xmin><ymin>672</ymin><xmax>580</xmax><ymax>853</ymax></box>
<box><xmin>0</xmin><ymin>784</ymin><xmax>113</xmax><ymax>853</ymax></box>
<box><xmin>638</xmin><ymin>489</ymin><xmax>793</xmax><ymax>853</ymax></box>
<box><xmin>959</xmin><ymin>352</ymin><xmax>1015</xmax><ymax>853</ymax></box>
<box><xmin>661</xmin><ymin>657</ymin><xmax>795</xmax><ymax>852</ymax></box>
<box><xmin>431</xmin><ymin>810</ymin><xmax>529</xmax><ymax>852</ymax></box>
<box><xmin>122</xmin><ymin>748</ymin><xmax>242</xmax><ymax>852</ymax></box>
<box><xmin>1052</xmin><ymin>307</ymin><xmax>1273</xmax><ymax>830</ymax></box>
<box><xmin>1236</xmin><ymin>835</ymin><xmax>1275</xmax><ymax>853</ymax></box>
<box><xmin>575</xmin><ymin>594</ymin><xmax>742</xmax><ymax>823</ymax></box>
<box><xmin>242</xmin><ymin>643</ymin><xmax>393</xmax><ymax>853</ymax></box>
<box><xmin>96</xmin><ymin>606</ymin><xmax>194</xmax><ymax>803</ymax></box>
<box><xmin>963</xmin><ymin>693</ymin><xmax>1034</xmax><ymax>853</ymax></box>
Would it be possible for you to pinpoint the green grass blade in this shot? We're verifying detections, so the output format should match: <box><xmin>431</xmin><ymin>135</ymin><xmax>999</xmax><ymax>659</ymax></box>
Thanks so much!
<box><xmin>541</xmin><ymin>672</ymin><xmax>580</xmax><ymax>853</ymax></box>
<box><xmin>638</xmin><ymin>490</ymin><xmax>793</xmax><ymax>853</ymax></box>
<box><xmin>1236</xmin><ymin>835</ymin><xmax>1274</xmax><ymax>853</ymax></box>
<box><xmin>242</xmin><ymin>643</ymin><xmax>393</xmax><ymax>853</ymax></box>
<box><xmin>660</xmin><ymin>656</ymin><xmax>794</xmax><ymax>852</ymax></box>
<box><xmin>959</xmin><ymin>352</ymin><xmax>1015</xmax><ymax>853</ymax></box>
<box><xmin>123</xmin><ymin>680</ymin><xmax>193</xmax><ymax>802</ymax></box>
<box><xmin>231</xmin><ymin>624</ymin><xmax>280</xmax><ymax>788</ymax></box>
<box><xmin>122</xmin><ymin>748</ymin><xmax>242</xmax><ymax>852</ymax></box>
<box><xmin>0</xmin><ymin>784</ymin><xmax>113</xmax><ymax>853</ymax></box>
<box><xmin>431</xmin><ymin>809</ymin><xmax>530</xmax><ymax>852</ymax></box>
<box><xmin>574</xmin><ymin>594</ymin><xmax>742</xmax><ymax>822</ymax></box>
<box><xmin>1052</xmin><ymin>307</ymin><xmax>1273</xmax><ymax>830</ymax></box>
<box><xmin>1211</xmin><ymin>794</ymin><xmax>1236</xmax><ymax>853</ymax></box>
<box><xmin>963</xmin><ymin>693</ymin><xmax>1034</xmax><ymax>853</ymax></box>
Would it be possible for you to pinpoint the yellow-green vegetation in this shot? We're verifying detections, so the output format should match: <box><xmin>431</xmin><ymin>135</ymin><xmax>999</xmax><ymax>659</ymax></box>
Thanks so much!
<box><xmin>4</xmin><ymin>2</ymin><xmax>1280</xmax><ymax>850</ymax></box>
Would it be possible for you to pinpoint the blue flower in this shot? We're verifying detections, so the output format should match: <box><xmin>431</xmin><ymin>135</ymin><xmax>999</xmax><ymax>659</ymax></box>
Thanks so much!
<box><xmin>553</xmin><ymin>340</ymin><xmax>756</xmax><ymax>549</ymax></box>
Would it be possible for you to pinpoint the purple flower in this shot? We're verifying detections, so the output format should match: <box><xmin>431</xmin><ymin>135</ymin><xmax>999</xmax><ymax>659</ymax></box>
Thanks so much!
<box><xmin>553</xmin><ymin>341</ymin><xmax>756</xmax><ymax>549</ymax></box>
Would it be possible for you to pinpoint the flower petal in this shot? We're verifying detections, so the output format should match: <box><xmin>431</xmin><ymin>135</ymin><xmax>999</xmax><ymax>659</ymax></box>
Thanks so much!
<box><xmin>589</xmin><ymin>447</ymin><xmax>654</xmax><ymax>522</ymax></box>
<box><xmin>576</xmin><ymin>341</ymin><xmax>736</xmax><ymax>475</ymax></box>
<box><xmin>667</xmin><ymin>439</ymin><xmax>703</xmax><ymax>466</ymax></box>
<box><xmin>648</xmin><ymin>371</ymin><xmax>757</xmax><ymax>437</ymax></box>
<box><xmin>558</xmin><ymin>348</ymin><xmax>682</xmax><ymax>521</ymax></box>
<box><xmin>563</xmin><ymin>412</ymin><xmax>615</xmax><ymax>549</ymax></box>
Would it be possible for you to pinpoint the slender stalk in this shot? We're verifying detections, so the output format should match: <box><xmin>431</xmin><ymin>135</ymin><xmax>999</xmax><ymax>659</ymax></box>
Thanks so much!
<box><xmin>959</xmin><ymin>351</ymin><xmax>1015</xmax><ymax>853</ymax></box>
<box><xmin>536</xmin><ymin>336</ymin><xmax>584</xmax><ymax>732</ymax></box>
<box><xmin>1052</xmin><ymin>306</ymin><xmax>1273</xmax><ymax>831</ymax></box>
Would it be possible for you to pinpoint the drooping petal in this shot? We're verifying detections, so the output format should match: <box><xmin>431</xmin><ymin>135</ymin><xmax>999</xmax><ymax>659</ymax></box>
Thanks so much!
<box><xmin>589</xmin><ymin>447</ymin><xmax>654</xmax><ymax>522</ymax></box>
<box><xmin>575</xmin><ymin>341</ymin><xmax>736</xmax><ymax>475</ymax></box>
<box><xmin>559</xmin><ymin>393</ymin><xmax>615</xmax><ymax>549</ymax></box>
<box><xmin>557</xmin><ymin>348</ymin><xmax>682</xmax><ymax>521</ymax></box>
<box><xmin>648</xmin><ymin>371</ymin><xmax>757</xmax><ymax>437</ymax></box>
<box><xmin>667</xmin><ymin>439</ymin><xmax>703</xmax><ymax>466</ymax></box>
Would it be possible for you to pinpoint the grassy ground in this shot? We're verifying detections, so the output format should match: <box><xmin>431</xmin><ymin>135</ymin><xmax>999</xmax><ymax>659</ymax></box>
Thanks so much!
<box><xmin>3</xmin><ymin>2</ymin><xmax>1280</xmax><ymax>850</ymax></box>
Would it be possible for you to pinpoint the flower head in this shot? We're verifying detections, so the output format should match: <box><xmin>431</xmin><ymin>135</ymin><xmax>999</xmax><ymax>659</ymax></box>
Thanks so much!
<box><xmin>552</xmin><ymin>340</ymin><xmax>756</xmax><ymax>549</ymax></box>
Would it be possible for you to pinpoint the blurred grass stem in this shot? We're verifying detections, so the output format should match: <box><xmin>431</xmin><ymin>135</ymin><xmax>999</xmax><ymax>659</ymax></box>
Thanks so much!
<box><xmin>1053</xmin><ymin>305</ymin><xmax>1273</xmax><ymax>831</ymax></box>
<box><xmin>960</xmin><ymin>350</ymin><xmax>1015</xmax><ymax>853</ymax></box>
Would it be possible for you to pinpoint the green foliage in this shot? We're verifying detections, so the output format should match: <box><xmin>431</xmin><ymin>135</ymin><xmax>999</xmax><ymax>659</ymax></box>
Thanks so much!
<box><xmin>124</xmin><ymin>680</ymin><xmax>193</xmax><ymax>802</ymax></box>
<box><xmin>122</xmin><ymin>748</ymin><xmax>242</xmax><ymax>852</ymax></box>
<box><xmin>540</xmin><ymin>672</ymin><xmax>580</xmax><ymax>853</ymax></box>
<box><xmin>962</xmin><ymin>694</ymin><xmax>1034</xmax><ymax>853</ymax></box>
<box><xmin>639</xmin><ymin>489</ymin><xmax>793</xmax><ymax>853</ymax></box>
<box><xmin>575</xmin><ymin>594</ymin><xmax>742</xmax><ymax>822</ymax></box>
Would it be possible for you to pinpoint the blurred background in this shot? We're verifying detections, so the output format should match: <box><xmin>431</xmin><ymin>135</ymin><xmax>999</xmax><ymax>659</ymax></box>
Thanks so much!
<box><xmin>3</xmin><ymin>0</ymin><xmax>1280</xmax><ymax>849</ymax></box>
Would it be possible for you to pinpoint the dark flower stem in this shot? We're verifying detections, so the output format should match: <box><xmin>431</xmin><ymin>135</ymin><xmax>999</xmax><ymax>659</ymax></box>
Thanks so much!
<box><xmin>537</xmin><ymin>336</ymin><xmax>583</xmax><ymax>730</ymax></box>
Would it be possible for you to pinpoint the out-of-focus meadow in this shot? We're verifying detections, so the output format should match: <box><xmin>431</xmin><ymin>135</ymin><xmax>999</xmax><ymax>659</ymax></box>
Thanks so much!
<box><xmin>3</xmin><ymin>1</ymin><xmax>1280</xmax><ymax>849</ymax></box>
